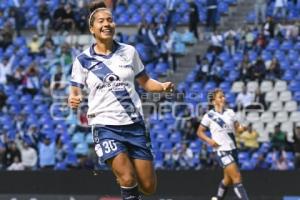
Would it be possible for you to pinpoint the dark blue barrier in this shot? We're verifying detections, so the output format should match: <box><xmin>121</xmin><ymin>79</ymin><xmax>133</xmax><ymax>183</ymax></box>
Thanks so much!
<box><xmin>0</xmin><ymin>170</ymin><xmax>299</xmax><ymax>199</ymax></box>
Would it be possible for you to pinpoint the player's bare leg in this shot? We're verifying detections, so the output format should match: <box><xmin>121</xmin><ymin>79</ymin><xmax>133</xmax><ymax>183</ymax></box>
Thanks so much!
<box><xmin>132</xmin><ymin>159</ymin><xmax>157</xmax><ymax>195</ymax></box>
<box><xmin>108</xmin><ymin>152</ymin><xmax>141</xmax><ymax>200</ymax></box>
<box><xmin>225</xmin><ymin>163</ymin><xmax>249</xmax><ymax>200</ymax></box>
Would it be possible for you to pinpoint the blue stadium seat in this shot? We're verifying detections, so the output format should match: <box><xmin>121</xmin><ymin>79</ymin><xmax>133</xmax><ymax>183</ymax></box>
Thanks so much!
<box><xmin>293</xmin><ymin>91</ymin><xmax>300</xmax><ymax>101</ymax></box>
<box><xmin>71</xmin><ymin>132</ymin><xmax>85</xmax><ymax>144</ymax></box>
<box><xmin>169</xmin><ymin>131</ymin><xmax>181</xmax><ymax>144</ymax></box>
<box><xmin>219</xmin><ymin>81</ymin><xmax>231</xmax><ymax>93</ymax></box>
<box><xmin>241</xmin><ymin>160</ymin><xmax>254</xmax><ymax>170</ymax></box>
<box><xmin>282</xmin><ymin>70</ymin><xmax>296</xmax><ymax>81</ymax></box>
<box><xmin>85</xmin><ymin>133</ymin><xmax>93</xmax><ymax>145</ymax></box>
<box><xmin>159</xmin><ymin>141</ymin><xmax>173</xmax><ymax>152</ymax></box>
<box><xmin>189</xmin><ymin>140</ymin><xmax>202</xmax><ymax>154</ymax></box>
<box><xmin>75</xmin><ymin>143</ymin><xmax>89</xmax><ymax>155</ymax></box>
<box><xmin>289</xmin><ymin>80</ymin><xmax>300</xmax><ymax>92</ymax></box>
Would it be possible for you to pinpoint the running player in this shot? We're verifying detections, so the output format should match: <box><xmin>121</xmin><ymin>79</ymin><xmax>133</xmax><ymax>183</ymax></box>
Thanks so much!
<box><xmin>196</xmin><ymin>88</ymin><xmax>249</xmax><ymax>200</ymax></box>
<box><xmin>68</xmin><ymin>1</ymin><xmax>174</xmax><ymax>199</ymax></box>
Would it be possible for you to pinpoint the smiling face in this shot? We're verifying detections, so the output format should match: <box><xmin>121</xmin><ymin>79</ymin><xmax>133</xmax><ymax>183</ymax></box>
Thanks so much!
<box><xmin>89</xmin><ymin>9</ymin><xmax>115</xmax><ymax>41</ymax></box>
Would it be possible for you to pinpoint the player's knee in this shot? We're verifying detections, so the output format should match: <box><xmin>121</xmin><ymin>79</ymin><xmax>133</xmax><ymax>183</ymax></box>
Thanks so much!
<box><xmin>232</xmin><ymin>173</ymin><xmax>242</xmax><ymax>183</ymax></box>
<box><xmin>139</xmin><ymin>181</ymin><xmax>156</xmax><ymax>195</ymax></box>
<box><xmin>118</xmin><ymin>173</ymin><xmax>137</xmax><ymax>187</ymax></box>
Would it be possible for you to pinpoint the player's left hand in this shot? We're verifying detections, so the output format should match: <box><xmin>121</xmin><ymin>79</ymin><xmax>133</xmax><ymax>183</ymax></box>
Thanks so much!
<box><xmin>162</xmin><ymin>82</ymin><xmax>174</xmax><ymax>92</ymax></box>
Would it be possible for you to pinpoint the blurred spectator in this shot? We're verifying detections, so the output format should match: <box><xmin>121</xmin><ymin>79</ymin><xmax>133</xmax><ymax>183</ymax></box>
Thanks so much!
<box><xmin>249</xmin><ymin>88</ymin><xmax>267</xmax><ymax>111</ymax></box>
<box><xmin>179</xmin><ymin>143</ymin><xmax>194</xmax><ymax>169</ymax></box>
<box><xmin>255</xmin><ymin>0</ymin><xmax>267</xmax><ymax>25</ymax></box>
<box><xmin>159</xmin><ymin>35</ymin><xmax>172</xmax><ymax>62</ymax></box>
<box><xmin>255</xmin><ymin>32</ymin><xmax>267</xmax><ymax>52</ymax></box>
<box><xmin>196</xmin><ymin>57</ymin><xmax>211</xmax><ymax>82</ymax></box>
<box><xmin>206</xmin><ymin>0</ymin><xmax>218</xmax><ymax>32</ymax></box>
<box><xmin>51</xmin><ymin>64</ymin><xmax>66</xmax><ymax>96</ymax></box>
<box><xmin>62</xmin><ymin>4</ymin><xmax>76</xmax><ymax>33</ymax></box>
<box><xmin>3</xmin><ymin>141</ymin><xmax>21</xmax><ymax>169</ymax></box>
<box><xmin>270</xmin><ymin>124</ymin><xmax>287</xmax><ymax>150</ymax></box>
<box><xmin>7</xmin><ymin>156</ymin><xmax>25</xmax><ymax>171</ymax></box>
<box><xmin>272</xmin><ymin>149</ymin><xmax>288</xmax><ymax>170</ymax></box>
<box><xmin>8</xmin><ymin>67</ymin><xmax>25</xmax><ymax>86</ymax></box>
<box><xmin>208</xmin><ymin>30</ymin><xmax>224</xmax><ymax>54</ymax></box>
<box><xmin>0</xmin><ymin>55</ymin><xmax>15</xmax><ymax>84</ymax></box>
<box><xmin>224</xmin><ymin>30</ymin><xmax>237</xmax><ymax>56</ymax></box>
<box><xmin>38</xmin><ymin>136</ymin><xmax>56</xmax><ymax>169</ymax></box>
<box><xmin>273</xmin><ymin>0</ymin><xmax>287</xmax><ymax>20</ymax></box>
<box><xmin>16</xmin><ymin>139</ymin><xmax>38</xmax><ymax>170</ymax></box>
<box><xmin>255</xmin><ymin>154</ymin><xmax>269</xmax><ymax>169</ymax></box>
<box><xmin>239</xmin><ymin>53</ymin><xmax>252</xmax><ymax>81</ymax></box>
<box><xmin>277</xmin><ymin>21</ymin><xmax>299</xmax><ymax>40</ymax></box>
<box><xmin>15</xmin><ymin>113</ymin><xmax>26</xmax><ymax>136</ymax></box>
<box><xmin>23</xmin><ymin>63</ymin><xmax>40</xmax><ymax>96</ymax></box>
<box><xmin>52</xmin><ymin>3</ymin><xmax>66</xmax><ymax>32</ymax></box>
<box><xmin>28</xmin><ymin>34</ymin><xmax>41</xmax><ymax>57</ymax></box>
<box><xmin>182</xmin><ymin>120</ymin><xmax>197</xmax><ymax>141</ymax></box>
<box><xmin>75</xmin><ymin>1</ymin><xmax>89</xmax><ymax>34</ymax></box>
<box><xmin>37</xmin><ymin>1</ymin><xmax>51</xmax><ymax>36</ymax></box>
<box><xmin>244</xmin><ymin>26</ymin><xmax>255</xmax><ymax>50</ymax></box>
<box><xmin>41</xmin><ymin>79</ymin><xmax>51</xmax><ymax>97</ymax></box>
<box><xmin>265</xmin><ymin>57</ymin><xmax>282</xmax><ymax>80</ymax></box>
<box><xmin>188</xmin><ymin>1</ymin><xmax>199</xmax><ymax>40</ymax></box>
<box><xmin>58</xmin><ymin>43</ymin><xmax>73</xmax><ymax>72</ymax></box>
<box><xmin>0</xmin><ymin>23</ymin><xmax>14</xmax><ymax>49</ymax></box>
<box><xmin>293</xmin><ymin>125</ymin><xmax>300</xmax><ymax>168</ymax></box>
<box><xmin>251</xmin><ymin>57</ymin><xmax>266</xmax><ymax>82</ymax></box>
<box><xmin>41</xmin><ymin>40</ymin><xmax>56</xmax><ymax>60</ymax></box>
<box><xmin>8</xmin><ymin>7</ymin><xmax>24</xmax><ymax>36</ymax></box>
<box><xmin>210</xmin><ymin>58</ymin><xmax>224</xmax><ymax>84</ymax></box>
<box><xmin>166</xmin><ymin>0</ymin><xmax>178</xmax><ymax>32</ymax></box>
<box><xmin>239</xmin><ymin>124</ymin><xmax>259</xmax><ymax>151</ymax></box>
<box><xmin>156</xmin><ymin>15</ymin><xmax>167</xmax><ymax>40</ymax></box>
<box><xmin>236</xmin><ymin>86</ymin><xmax>254</xmax><ymax>110</ymax></box>
<box><xmin>0</xmin><ymin>91</ymin><xmax>7</xmax><ymax>111</ymax></box>
<box><xmin>55</xmin><ymin>137</ymin><xmax>66</xmax><ymax>163</ymax></box>
<box><xmin>263</xmin><ymin>16</ymin><xmax>276</xmax><ymax>38</ymax></box>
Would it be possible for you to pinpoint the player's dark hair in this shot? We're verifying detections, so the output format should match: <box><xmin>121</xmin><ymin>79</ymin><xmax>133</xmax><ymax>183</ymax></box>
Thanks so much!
<box><xmin>88</xmin><ymin>0</ymin><xmax>107</xmax><ymax>27</ymax></box>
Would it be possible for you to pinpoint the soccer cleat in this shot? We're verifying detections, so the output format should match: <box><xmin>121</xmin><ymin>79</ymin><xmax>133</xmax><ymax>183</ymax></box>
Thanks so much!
<box><xmin>211</xmin><ymin>197</ymin><xmax>218</xmax><ymax>200</ymax></box>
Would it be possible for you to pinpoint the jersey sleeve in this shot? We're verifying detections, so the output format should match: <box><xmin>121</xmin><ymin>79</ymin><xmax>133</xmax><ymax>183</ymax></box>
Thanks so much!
<box><xmin>200</xmin><ymin>113</ymin><xmax>210</xmax><ymax>129</ymax></box>
<box><xmin>70</xmin><ymin>58</ymin><xmax>87</xmax><ymax>89</ymax></box>
<box><xmin>132</xmin><ymin>48</ymin><xmax>146</xmax><ymax>78</ymax></box>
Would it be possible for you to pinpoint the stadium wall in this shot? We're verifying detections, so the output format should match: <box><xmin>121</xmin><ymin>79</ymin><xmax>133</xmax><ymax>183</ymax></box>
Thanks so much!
<box><xmin>0</xmin><ymin>170</ymin><xmax>299</xmax><ymax>200</ymax></box>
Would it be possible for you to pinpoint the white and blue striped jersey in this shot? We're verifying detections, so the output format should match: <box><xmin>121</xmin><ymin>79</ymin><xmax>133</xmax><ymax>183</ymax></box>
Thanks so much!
<box><xmin>70</xmin><ymin>41</ymin><xmax>145</xmax><ymax>126</ymax></box>
<box><xmin>201</xmin><ymin>108</ymin><xmax>237</xmax><ymax>151</ymax></box>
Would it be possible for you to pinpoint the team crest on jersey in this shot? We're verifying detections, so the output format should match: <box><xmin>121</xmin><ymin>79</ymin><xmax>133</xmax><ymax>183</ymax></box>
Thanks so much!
<box><xmin>104</xmin><ymin>73</ymin><xmax>120</xmax><ymax>83</ymax></box>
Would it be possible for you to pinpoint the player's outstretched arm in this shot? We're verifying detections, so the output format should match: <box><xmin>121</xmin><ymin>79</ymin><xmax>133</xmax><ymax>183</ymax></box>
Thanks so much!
<box><xmin>197</xmin><ymin>125</ymin><xmax>220</xmax><ymax>148</ymax></box>
<box><xmin>136</xmin><ymin>73</ymin><xmax>174</xmax><ymax>93</ymax></box>
<box><xmin>68</xmin><ymin>86</ymin><xmax>83</xmax><ymax>109</ymax></box>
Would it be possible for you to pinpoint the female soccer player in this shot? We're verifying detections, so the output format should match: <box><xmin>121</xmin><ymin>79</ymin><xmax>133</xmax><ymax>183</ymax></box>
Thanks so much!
<box><xmin>196</xmin><ymin>89</ymin><xmax>249</xmax><ymax>200</ymax></box>
<box><xmin>68</xmin><ymin>1</ymin><xmax>174</xmax><ymax>200</ymax></box>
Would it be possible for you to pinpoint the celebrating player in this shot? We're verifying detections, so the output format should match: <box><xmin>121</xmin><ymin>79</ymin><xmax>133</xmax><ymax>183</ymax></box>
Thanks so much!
<box><xmin>196</xmin><ymin>88</ymin><xmax>249</xmax><ymax>200</ymax></box>
<box><xmin>68</xmin><ymin>1</ymin><xmax>174</xmax><ymax>199</ymax></box>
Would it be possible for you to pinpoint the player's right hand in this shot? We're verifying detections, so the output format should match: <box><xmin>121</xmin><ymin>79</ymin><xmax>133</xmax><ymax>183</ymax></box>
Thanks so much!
<box><xmin>208</xmin><ymin>139</ymin><xmax>220</xmax><ymax>148</ymax></box>
<box><xmin>68</xmin><ymin>95</ymin><xmax>82</xmax><ymax>109</ymax></box>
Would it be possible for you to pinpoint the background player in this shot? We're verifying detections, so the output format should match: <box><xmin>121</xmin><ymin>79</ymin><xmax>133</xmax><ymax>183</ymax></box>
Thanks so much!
<box><xmin>68</xmin><ymin>1</ymin><xmax>174</xmax><ymax>200</ymax></box>
<box><xmin>196</xmin><ymin>88</ymin><xmax>249</xmax><ymax>200</ymax></box>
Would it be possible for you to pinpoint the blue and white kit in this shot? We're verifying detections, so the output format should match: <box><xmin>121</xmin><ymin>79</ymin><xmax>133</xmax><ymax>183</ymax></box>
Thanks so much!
<box><xmin>201</xmin><ymin>108</ymin><xmax>239</xmax><ymax>167</ymax></box>
<box><xmin>70</xmin><ymin>41</ymin><xmax>153</xmax><ymax>162</ymax></box>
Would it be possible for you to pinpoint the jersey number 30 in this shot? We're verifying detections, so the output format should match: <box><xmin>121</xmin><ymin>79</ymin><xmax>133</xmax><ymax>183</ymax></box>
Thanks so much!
<box><xmin>103</xmin><ymin>140</ymin><xmax>118</xmax><ymax>153</ymax></box>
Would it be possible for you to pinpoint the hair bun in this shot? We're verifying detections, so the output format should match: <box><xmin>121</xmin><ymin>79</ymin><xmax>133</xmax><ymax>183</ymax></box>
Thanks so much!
<box><xmin>89</xmin><ymin>0</ymin><xmax>106</xmax><ymax>13</ymax></box>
